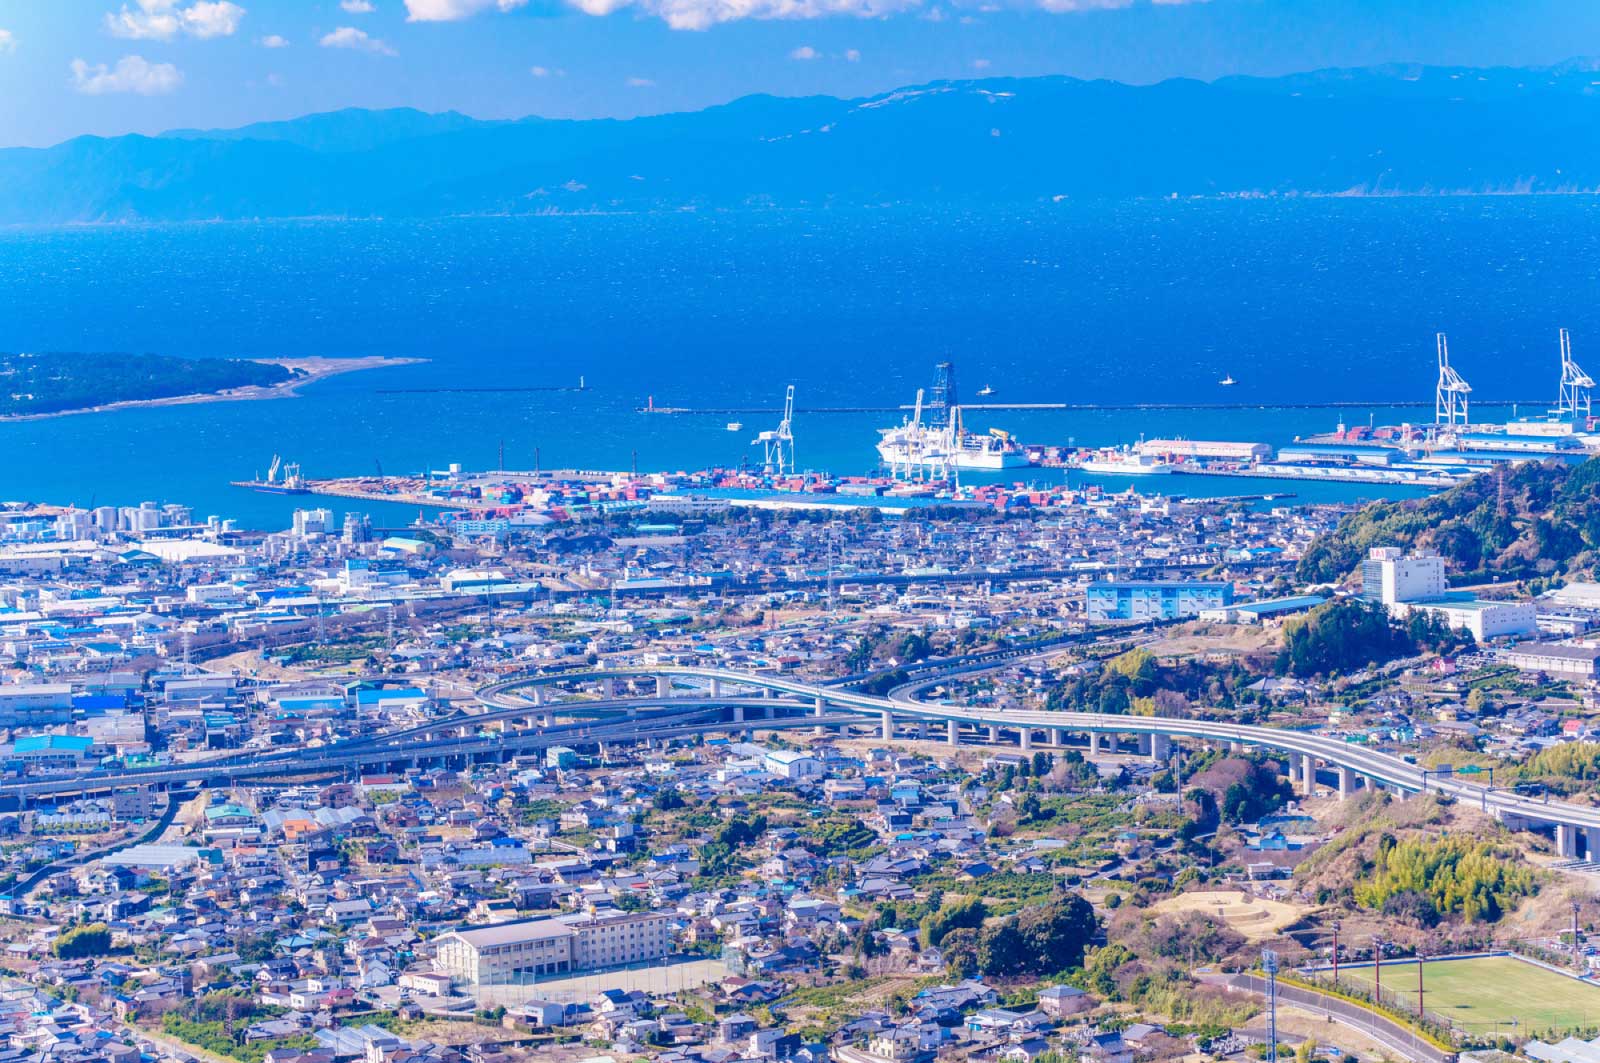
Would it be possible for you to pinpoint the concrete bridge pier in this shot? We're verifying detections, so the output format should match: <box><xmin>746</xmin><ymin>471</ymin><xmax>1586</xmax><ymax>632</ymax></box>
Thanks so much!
<box><xmin>530</xmin><ymin>686</ymin><xmax>544</xmax><ymax>707</ymax></box>
<box><xmin>732</xmin><ymin>705</ymin><xmax>746</xmax><ymax>724</ymax></box>
<box><xmin>814</xmin><ymin>696</ymin><xmax>826</xmax><ymax>717</ymax></box>
<box><xmin>947</xmin><ymin>720</ymin><xmax>960</xmax><ymax>746</ymax></box>
<box><xmin>536</xmin><ymin>712</ymin><xmax>551</xmax><ymax>728</ymax></box>
<box><xmin>1136</xmin><ymin>733</ymin><xmax>1152</xmax><ymax>757</ymax></box>
<box><xmin>1019</xmin><ymin>728</ymin><xmax>1033</xmax><ymax>752</ymax></box>
<box><xmin>1052</xmin><ymin>728</ymin><xmax>1066</xmax><ymax>747</ymax></box>
<box><xmin>881</xmin><ymin>711</ymin><xmax>894</xmax><ymax>741</ymax></box>
<box><xmin>1587</xmin><ymin>827</ymin><xmax>1600</xmax><ymax>861</ymax></box>
<box><xmin>988</xmin><ymin>724</ymin><xmax>999</xmax><ymax>743</ymax></box>
<box><xmin>916</xmin><ymin>720</ymin><xmax>928</xmax><ymax>741</ymax></box>
<box><xmin>1298</xmin><ymin>754</ymin><xmax>1316</xmax><ymax>794</ymax></box>
<box><xmin>655</xmin><ymin>676</ymin><xmax>670</xmax><ymax>698</ymax></box>
<box><xmin>601</xmin><ymin>677</ymin><xmax>616</xmax><ymax>699</ymax></box>
<box><xmin>709</xmin><ymin>678</ymin><xmax>722</xmax><ymax>698</ymax></box>
<box><xmin>1557</xmin><ymin>823</ymin><xmax>1580</xmax><ymax>859</ymax></box>
<box><xmin>1088</xmin><ymin>732</ymin><xmax>1103</xmax><ymax>756</ymax></box>
<box><xmin>1229</xmin><ymin>740</ymin><xmax>1243</xmax><ymax>754</ymax></box>
<box><xmin>1150</xmin><ymin>733</ymin><xmax>1172</xmax><ymax>763</ymax></box>
<box><xmin>1337</xmin><ymin>767</ymin><xmax>1355</xmax><ymax>800</ymax></box>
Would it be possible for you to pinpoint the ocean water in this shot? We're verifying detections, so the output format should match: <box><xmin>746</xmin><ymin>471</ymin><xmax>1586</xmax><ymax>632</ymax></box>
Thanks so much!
<box><xmin>1</xmin><ymin>198</ymin><xmax>1597</xmax><ymax>529</ymax></box>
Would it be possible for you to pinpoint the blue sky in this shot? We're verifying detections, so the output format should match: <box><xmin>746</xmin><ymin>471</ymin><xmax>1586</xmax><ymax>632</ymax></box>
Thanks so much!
<box><xmin>1</xmin><ymin>0</ymin><xmax>1598</xmax><ymax>147</ymax></box>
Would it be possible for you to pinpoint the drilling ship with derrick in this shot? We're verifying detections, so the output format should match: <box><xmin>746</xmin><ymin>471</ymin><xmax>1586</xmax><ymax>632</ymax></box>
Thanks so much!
<box><xmin>876</xmin><ymin>362</ymin><xmax>1030</xmax><ymax>476</ymax></box>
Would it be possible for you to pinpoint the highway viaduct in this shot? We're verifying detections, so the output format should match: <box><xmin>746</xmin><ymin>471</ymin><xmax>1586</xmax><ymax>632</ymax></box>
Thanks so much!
<box><xmin>6</xmin><ymin>664</ymin><xmax>1598</xmax><ymax>861</ymax></box>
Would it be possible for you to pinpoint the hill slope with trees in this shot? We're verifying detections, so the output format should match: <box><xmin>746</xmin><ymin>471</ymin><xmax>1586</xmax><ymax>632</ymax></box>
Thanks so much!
<box><xmin>1296</xmin><ymin>456</ymin><xmax>1600</xmax><ymax>586</ymax></box>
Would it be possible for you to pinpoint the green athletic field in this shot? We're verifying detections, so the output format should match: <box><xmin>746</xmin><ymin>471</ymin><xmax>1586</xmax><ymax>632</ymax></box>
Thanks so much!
<box><xmin>1336</xmin><ymin>955</ymin><xmax>1600</xmax><ymax>1037</ymax></box>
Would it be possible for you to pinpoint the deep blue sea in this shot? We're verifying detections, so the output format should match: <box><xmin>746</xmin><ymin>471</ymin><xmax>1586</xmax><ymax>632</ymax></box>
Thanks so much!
<box><xmin>2</xmin><ymin>198</ymin><xmax>1597</xmax><ymax>529</ymax></box>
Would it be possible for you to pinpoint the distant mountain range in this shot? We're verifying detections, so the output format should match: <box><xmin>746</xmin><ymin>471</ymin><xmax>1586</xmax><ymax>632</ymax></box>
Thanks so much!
<box><xmin>9</xmin><ymin>61</ymin><xmax>1600</xmax><ymax>222</ymax></box>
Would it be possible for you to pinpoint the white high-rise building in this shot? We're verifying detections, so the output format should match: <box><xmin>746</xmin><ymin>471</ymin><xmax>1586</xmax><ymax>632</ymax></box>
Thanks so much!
<box><xmin>1361</xmin><ymin>547</ymin><xmax>1445</xmax><ymax>605</ymax></box>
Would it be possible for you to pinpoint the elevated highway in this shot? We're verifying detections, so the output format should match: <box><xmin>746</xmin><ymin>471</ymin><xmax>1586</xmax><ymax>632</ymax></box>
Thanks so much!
<box><xmin>482</xmin><ymin>666</ymin><xmax>1600</xmax><ymax>856</ymax></box>
<box><xmin>10</xmin><ymin>663</ymin><xmax>1600</xmax><ymax>860</ymax></box>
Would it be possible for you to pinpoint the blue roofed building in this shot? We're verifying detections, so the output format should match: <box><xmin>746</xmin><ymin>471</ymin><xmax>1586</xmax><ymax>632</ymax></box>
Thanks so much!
<box><xmin>1086</xmin><ymin>580</ymin><xmax>1233</xmax><ymax>622</ymax></box>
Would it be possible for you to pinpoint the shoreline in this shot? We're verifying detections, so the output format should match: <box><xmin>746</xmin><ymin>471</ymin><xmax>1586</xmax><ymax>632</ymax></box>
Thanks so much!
<box><xmin>0</xmin><ymin>355</ymin><xmax>425</xmax><ymax>424</ymax></box>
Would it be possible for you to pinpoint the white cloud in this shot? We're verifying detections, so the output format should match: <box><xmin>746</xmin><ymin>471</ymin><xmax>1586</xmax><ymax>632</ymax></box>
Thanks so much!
<box><xmin>971</xmin><ymin>57</ymin><xmax>990</xmax><ymax>68</ymax></box>
<box><xmin>789</xmin><ymin>44</ymin><xmax>818</xmax><ymax>59</ymax></box>
<box><xmin>259</xmin><ymin>33</ymin><xmax>288</xmax><ymax>46</ymax></box>
<box><xmin>319</xmin><ymin>26</ymin><xmax>397</xmax><ymax>54</ymax></box>
<box><xmin>104</xmin><ymin>0</ymin><xmax>245</xmax><ymax>40</ymax></box>
<box><xmin>341</xmin><ymin>0</ymin><xmax>377</xmax><ymax>10</ymax></box>
<box><xmin>0</xmin><ymin>29</ymin><xmax>15</xmax><ymax>53</ymax></box>
<box><xmin>392</xmin><ymin>0</ymin><xmax>1202</xmax><ymax>27</ymax></box>
<box><xmin>404</xmin><ymin>0</ymin><xmax>527</xmax><ymax>20</ymax></box>
<box><xmin>530</xmin><ymin>64</ymin><xmax>565</xmax><ymax>77</ymax></box>
<box><xmin>70</xmin><ymin>54</ymin><xmax>182</xmax><ymax>95</ymax></box>
<box><xmin>625</xmin><ymin>76</ymin><xmax>655</xmax><ymax>87</ymax></box>
<box><xmin>844</xmin><ymin>47</ymin><xmax>860</xmax><ymax>61</ymax></box>
<box><xmin>573</xmin><ymin>0</ymin><xmax>1195</xmax><ymax>27</ymax></box>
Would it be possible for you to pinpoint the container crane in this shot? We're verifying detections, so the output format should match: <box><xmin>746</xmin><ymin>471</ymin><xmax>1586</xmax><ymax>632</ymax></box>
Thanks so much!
<box><xmin>754</xmin><ymin>384</ymin><xmax>796</xmax><ymax>477</ymax></box>
<box><xmin>1557</xmin><ymin>327</ymin><xmax>1594</xmax><ymax>421</ymax></box>
<box><xmin>1434</xmin><ymin>332</ymin><xmax>1471</xmax><ymax>427</ymax></box>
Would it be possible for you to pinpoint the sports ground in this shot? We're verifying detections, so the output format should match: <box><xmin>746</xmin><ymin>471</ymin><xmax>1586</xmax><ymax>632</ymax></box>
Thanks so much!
<box><xmin>1336</xmin><ymin>954</ymin><xmax>1600</xmax><ymax>1037</ymax></box>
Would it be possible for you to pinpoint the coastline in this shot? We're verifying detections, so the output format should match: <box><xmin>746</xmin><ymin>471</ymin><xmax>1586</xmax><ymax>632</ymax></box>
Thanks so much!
<box><xmin>0</xmin><ymin>355</ymin><xmax>425</xmax><ymax>423</ymax></box>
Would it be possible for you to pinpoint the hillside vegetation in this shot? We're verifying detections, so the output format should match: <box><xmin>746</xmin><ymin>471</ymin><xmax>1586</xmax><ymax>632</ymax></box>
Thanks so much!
<box><xmin>1297</xmin><ymin>457</ymin><xmax>1600</xmax><ymax>585</ymax></box>
<box><xmin>0</xmin><ymin>352</ymin><xmax>293</xmax><ymax>416</ymax></box>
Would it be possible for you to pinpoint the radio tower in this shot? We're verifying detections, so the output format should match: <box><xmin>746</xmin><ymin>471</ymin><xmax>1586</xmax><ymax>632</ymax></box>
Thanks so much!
<box><xmin>755</xmin><ymin>385</ymin><xmax>796</xmax><ymax>476</ymax></box>
<box><xmin>1557</xmin><ymin>328</ymin><xmax>1595</xmax><ymax>421</ymax></box>
<box><xmin>1434</xmin><ymin>333</ymin><xmax>1472</xmax><ymax>427</ymax></box>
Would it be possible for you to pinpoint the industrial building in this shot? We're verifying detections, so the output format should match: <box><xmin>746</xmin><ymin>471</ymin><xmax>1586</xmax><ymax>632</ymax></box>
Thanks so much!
<box><xmin>1396</xmin><ymin>598</ymin><xmax>1539</xmax><ymax>642</ymax></box>
<box><xmin>1361</xmin><ymin>548</ymin><xmax>1446</xmax><ymax>606</ymax></box>
<box><xmin>1134</xmin><ymin>439</ymin><xmax>1272</xmax><ymax>461</ymax></box>
<box><xmin>1198</xmin><ymin>594</ymin><xmax>1327</xmax><ymax>625</ymax></box>
<box><xmin>0</xmin><ymin>683</ymin><xmax>73</xmax><ymax>727</ymax></box>
<box><xmin>1277</xmin><ymin>443</ymin><xmax>1401</xmax><ymax>466</ymax></box>
<box><xmin>1362</xmin><ymin>547</ymin><xmax>1537</xmax><ymax>641</ymax></box>
<box><xmin>1502</xmin><ymin>643</ymin><xmax>1600</xmax><ymax>680</ymax></box>
<box><xmin>1086</xmin><ymin>580</ymin><xmax>1233</xmax><ymax>622</ymax></box>
<box><xmin>432</xmin><ymin>910</ymin><xmax>672</xmax><ymax>985</ymax></box>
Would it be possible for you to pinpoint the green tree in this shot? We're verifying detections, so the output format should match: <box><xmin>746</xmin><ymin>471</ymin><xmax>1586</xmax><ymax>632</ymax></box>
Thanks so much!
<box><xmin>54</xmin><ymin>923</ymin><xmax>112</xmax><ymax>959</ymax></box>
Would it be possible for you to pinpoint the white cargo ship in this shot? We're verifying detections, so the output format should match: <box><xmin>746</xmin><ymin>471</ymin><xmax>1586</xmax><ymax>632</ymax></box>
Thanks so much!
<box><xmin>1077</xmin><ymin>449</ymin><xmax>1173</xmax><ymax>476</ymax></box>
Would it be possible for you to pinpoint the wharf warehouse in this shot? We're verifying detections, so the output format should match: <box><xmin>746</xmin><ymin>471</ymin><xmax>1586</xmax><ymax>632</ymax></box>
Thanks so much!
<box><xmin>432</xmin><ymin>910</ymin><xmax>672</xmax><ymax>985</ymax></box>
<box><xmin>1135</xmin><ymin>439</ymin><xmax>1272</xmax><ymax>461</ymax></box>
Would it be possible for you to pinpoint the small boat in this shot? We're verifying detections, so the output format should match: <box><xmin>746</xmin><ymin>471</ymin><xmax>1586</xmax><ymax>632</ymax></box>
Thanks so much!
<box><xmin>726</xmin><ymin>422</ymin><xmax>743</xmax><ymax>432</ymax></box>
<box><xmin>977</xmin><ymin>384</ymin><xmax>995</xmax><ymax>397</ymax></box>
<box><xmin>1219</xmin><ymin>375</ymin><xmax>1238</xmax><ymax>386</ymax></box>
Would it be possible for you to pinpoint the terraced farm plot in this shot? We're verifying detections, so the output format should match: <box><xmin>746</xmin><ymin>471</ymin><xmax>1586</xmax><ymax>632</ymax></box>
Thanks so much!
<box><xmin>1337</xmin><ymin>955</ymin><xmax>1600</xmax><ymax>1037</ymax></box>
<box><xmin>1150</xmin><ymin>890</ymin><xmax>1306</xmax><ymax>941</ymax></box>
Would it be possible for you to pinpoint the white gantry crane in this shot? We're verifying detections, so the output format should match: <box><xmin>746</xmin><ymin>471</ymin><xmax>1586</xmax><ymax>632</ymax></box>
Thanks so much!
<box><xmin>1434</xmin><ymin>332</ymin><xmax>1472</xmax><ymax>427</ymax></box>
<box><xmin>1557</xmin><ymin>327</ymin><xmax>1595</xmax><ymax>421</ymax></box>
<box><xmin>754</xmin><ymin>384</ymin><xmax>796</xmax><ymax>476</ymax></box>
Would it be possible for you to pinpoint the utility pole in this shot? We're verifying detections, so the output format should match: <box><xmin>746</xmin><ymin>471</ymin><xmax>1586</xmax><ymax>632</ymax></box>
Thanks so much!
<box><xmin>1331</xmin><ymin>920</ymin><xmax>1341</xmax><ymax>983</ymax></box>
<box><xmin>1574</xmin><ymin>901</ymin><xmax>1584</xmax><ymax>972</ymax></box>
<box><xmin>1263</xmin><ymin>948</ymin><xmax>1280</xmax><ymax>1063</ymax></box>
<box><xmin>1416</xmin><ymin>945</ymin><xmax>1425</xmax><ymax>1020</ymax></box>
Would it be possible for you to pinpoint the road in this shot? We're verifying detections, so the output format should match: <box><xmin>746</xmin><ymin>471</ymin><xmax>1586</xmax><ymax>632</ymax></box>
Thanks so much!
<box><xmin>11</xmin><ymin>661</ymin><xmax>1600</xmax><ymax>844</ymax></box>
<box><xmin>1208</xmin><ymin>972</ymin><xmax>1456</xmax><ymax>1063</ymax></box>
